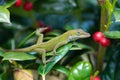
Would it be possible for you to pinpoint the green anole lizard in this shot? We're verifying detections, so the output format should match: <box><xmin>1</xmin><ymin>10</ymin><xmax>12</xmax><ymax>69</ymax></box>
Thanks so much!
<box><xmin>11</xmin><ymin>29</ymin><xmax>91</xmax><ymax>64</ymax></box>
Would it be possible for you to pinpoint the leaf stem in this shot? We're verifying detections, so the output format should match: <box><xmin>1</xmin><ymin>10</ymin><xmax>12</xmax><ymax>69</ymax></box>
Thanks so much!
<box><xmin>97</xmin><ymin>45</ymin><xmax>106</xmax><ymax>72</ymax></box>
<box><xmin>42</xmin><ymin>75</ymin><xmax>46</xmax><ymax>80</ymax></box>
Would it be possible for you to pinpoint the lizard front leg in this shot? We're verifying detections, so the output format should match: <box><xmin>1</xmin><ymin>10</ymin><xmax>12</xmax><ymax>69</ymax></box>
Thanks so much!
<box><xmin>53</xmin><ymin>41</ymin><xmax>68</xmax><ymax>55</ymax></box>
<box><xmin>36</xmin><ymin>34</ymin><xmax>43</xmax><ymax>44</ymax></box>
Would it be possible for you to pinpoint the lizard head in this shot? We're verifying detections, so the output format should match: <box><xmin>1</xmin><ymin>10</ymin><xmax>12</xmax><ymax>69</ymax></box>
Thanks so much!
<box><xmin>68</xmin><ymin>29</ymin><xmax>91</xmax><ymax>41</ymax></box>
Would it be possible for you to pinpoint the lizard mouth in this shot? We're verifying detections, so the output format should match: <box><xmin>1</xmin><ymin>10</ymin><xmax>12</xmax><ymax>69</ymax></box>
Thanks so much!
<box><xmin>69</xmin><ymin>33</ymin><xmax>91</xmax><ymax>41</ymax></box>
<box><xmin>80</xmin><ymin>33</ymin><xmax>91</xmax><ymax>38</ymax></box>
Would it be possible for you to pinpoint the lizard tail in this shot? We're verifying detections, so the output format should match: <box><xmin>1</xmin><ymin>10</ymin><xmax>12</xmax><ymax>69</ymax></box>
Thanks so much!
<box><xmin>10</xmin><ymin>45</ymin><xmax>37</xmax><ymax>52</ymax></box>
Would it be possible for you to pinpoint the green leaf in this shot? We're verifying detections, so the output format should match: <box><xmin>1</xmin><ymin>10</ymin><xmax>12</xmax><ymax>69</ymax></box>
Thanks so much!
<box><xmin>104</xmin><ymin>31</ymin><xmax>120</xmax><ymax>39</ymax></box>
<box><xmin>70</xmin><ymin>42</ymin><xmax>92</xmax><ymax>50</ymax></box>
<box><xmin>0</xmin><ymin>6</ymin><xmax>10</xmax><ymax>23</ymax></box>
<box><xmin>68</xmin><ymin>61</ymin><xmax>92</xmax><ymax>80</ymax></box>
<box><xmin>2</xmin><ymin>52</ymin><xmax>36</xmax><ymax>61</ymax></box>
<box><xmin>113</xmin><ymin>8</ymin><xmax>120</xmax><ymax>22</ymax></box>
<box><xmin>5</xmin><ymin>0</ymin><xmax>16</xmax><ymax>8</ymax></box>
<box><xmin>54</xmin><ymin>65</ymin><xmax>70</xmax><ymax>76</ymax></box>
<box><xmin>0</xmin><ymin>48</ymin><xmax>5</xmax><ymax>57</ymax></box>
<box><xmin>38</xmin><ymin>43</ymin><xmax>73</xmax><ymax>76</ymax></box>
<box><xmin>0</xmin><ymin>72</ymin><xmax>8</xmax><ymax>80</ymax></box>
<box><xmin>101</xmin><ymin>42</ymin><xmax>120</xmax><ymax>80</ymax></box>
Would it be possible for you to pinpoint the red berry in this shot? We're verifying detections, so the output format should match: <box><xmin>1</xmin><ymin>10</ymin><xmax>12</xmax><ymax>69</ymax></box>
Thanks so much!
<box><xmin>93</xmin><ymin>32</ymin><xmax>104</xmax><ymax>42</ymax></box>
<box><xmin>37</xmin><ymin>21</ymin><xmax>45</xmax><ymax>27</ymax></box>
<box><xmin>44</xmin><ymin>26</ymin><xmax>52</xmax><ymax>33</ymax></box>
<box><xmin>94</xmin><ymin>76</ymin><xmax>101</xmax><ymax>80</ymax></box>
<box><xmin>14</xmin><ymin>0</ymin><xmax>22</xmax><ymax>7</ymax></box>
<box><xmin>37</xmin><ymin>21</ymin><xmax>52</xmax><ymax>33</ymax></box>
<box><xmin>23</xmin><ymin>2</ymin><xmax>33</xmax><ymax>11</ymax></box>
<box><xmin>90</xmin><ymin>76</ymin><xmax>101</xmax><ymax>80</ymax></box>
<box><xmin>100</xmin><ymin>37</ymin><xmax>111</xmax><ymax>47</ymax></box>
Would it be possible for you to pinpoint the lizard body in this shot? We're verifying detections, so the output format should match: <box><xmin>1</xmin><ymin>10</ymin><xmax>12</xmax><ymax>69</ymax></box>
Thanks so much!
<box><xmin>12</xmin><ymin>29</ymin><xmax>90</xmax><ymax>64</ymax></box>
<box><xmin>13</xmin><ymin>29</ymin><xmax>90</xmax><ymax>52</ymax></box>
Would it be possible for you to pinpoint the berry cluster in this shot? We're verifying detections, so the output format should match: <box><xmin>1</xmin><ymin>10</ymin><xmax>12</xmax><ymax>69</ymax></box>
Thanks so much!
<box><xmin>14</xmin><ymin>0</ymin><xmax>52</xmax><ymax>33</ymax></box>
<box><xmin>14</xmin><ymin>0</ymin><xmax>33</xmax><ymax>11</ymax></box>
<box><xmin>93</xmin><ymin>31</ymin><xmax>111</xmax><ymax>47</ymax></box>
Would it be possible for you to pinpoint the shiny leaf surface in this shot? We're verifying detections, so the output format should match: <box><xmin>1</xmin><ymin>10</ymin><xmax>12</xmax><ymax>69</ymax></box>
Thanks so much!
<box><xmin>68</xmin><ymin>61</ymin><xmax>92</xmax><ymax>80</ymax></box>
<box><xmin>104</xmin><ymin>31</ymin><xmax>120</xmax><ymax>39</ymax></box>
<box><xmin>0</xmin><ymin>6</ymin><xmax>10</xmax><ymax>23</ymax></box>
<box><xmin>54</xmin><ymin>65</ymin><xmax>70</xmax><ymax>76</ymax></box>
<box><xmin>2</xmin><ymin>52</ymin><xmax>36</xmax><ymax>61</ymax></box>
<box><xmin>70</xmin><ymin>42</ymin><xmax>92</xmax><ymax>50</ymax></box>
<box><xmin>113</xmin><ymin>8</ymin><xmax>120</xmax><ymax>22</ymax></box>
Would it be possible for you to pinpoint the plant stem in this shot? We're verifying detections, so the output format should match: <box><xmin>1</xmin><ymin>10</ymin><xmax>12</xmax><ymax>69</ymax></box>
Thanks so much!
<box><xmin>100</xmin><ymin>6</ymin><xmax>108</xmax><ymax>32</ymax></box>
<box><xmin>97</xmin><ymin>0</ymin><xmax>108</xmax><ymax>72</ymax></box>
<box><xmin>42</xmin><ymin>75</ymin><xmax>46</xmax><ymax>80</ymax></box>
<box><xmin>97</xmin><ymin>0</ymin><xmax>117</xmax><ymax>72</ymax></box>
<box><xmin>97</xmin><ymin>45</ymin><xmax>106</xmax><ymax>72</ymax></box>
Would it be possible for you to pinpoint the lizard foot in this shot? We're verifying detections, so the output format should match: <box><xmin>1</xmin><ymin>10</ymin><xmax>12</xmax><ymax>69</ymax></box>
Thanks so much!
<box><xmin>43</xmin><ymin>59</ymin><xmax>54</xmax><ymax>64</ymax></box>
<box><xmin>43</xmin><ymin>59</ymin><xmax>54</xmax><ymax>68</ymax></box>
<box><xmin>53</xmin><ymin>50</ymin><xmax>58</xmax><ymax>56</ymax></box>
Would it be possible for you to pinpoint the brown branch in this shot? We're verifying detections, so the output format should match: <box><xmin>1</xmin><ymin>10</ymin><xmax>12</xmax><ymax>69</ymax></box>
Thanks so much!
<box><xmin>97</xmin><ymin>0</ymin><xmax>106</xmax><ymax>6</ymax></box>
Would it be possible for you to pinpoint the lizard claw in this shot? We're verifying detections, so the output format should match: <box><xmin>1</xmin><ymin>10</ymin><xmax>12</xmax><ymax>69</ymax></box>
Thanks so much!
<box><xmin>53</xmin><ymin>50</ymin><xmax>58</xmax><ymax>55</ymax></box>
<box><xmin>43</xmin><ymin>58</ymin><xmax>54</xmax><ymax>63</ymax></box>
